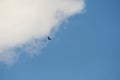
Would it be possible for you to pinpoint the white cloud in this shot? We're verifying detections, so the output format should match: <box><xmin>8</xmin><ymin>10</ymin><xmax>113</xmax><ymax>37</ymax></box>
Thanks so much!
<box><xmin>0</xmin><ymin>0</ymin><xmax>85</xmax><ymax>64</ymax></box>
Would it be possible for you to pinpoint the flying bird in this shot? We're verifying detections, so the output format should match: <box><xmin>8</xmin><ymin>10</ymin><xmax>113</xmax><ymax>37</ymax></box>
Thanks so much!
<box><xmin>48</xmin><ymin>37</ymin><xmax>51</xmax><ymax>40</ymax></box>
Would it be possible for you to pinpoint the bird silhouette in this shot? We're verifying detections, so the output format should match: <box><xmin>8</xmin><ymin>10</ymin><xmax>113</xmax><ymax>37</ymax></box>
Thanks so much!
<box><xmin>48</xmin><ymin>37</ymin><xmax>51</xmax><ymax>40</ymax></box>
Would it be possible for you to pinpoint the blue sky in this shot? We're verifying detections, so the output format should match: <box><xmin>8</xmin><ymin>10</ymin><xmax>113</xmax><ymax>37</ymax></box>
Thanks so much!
<box><xmin>0</xmin><ymin>0</ymin><xmax>120</xmax><ymax>80</ymax></box>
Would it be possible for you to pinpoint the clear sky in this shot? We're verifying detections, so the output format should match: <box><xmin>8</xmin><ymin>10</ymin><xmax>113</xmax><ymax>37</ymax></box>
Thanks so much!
<box><xmin>0</xmin><ymin>0</ymin><xmax>120</xmax><ymax>80</ymax></box>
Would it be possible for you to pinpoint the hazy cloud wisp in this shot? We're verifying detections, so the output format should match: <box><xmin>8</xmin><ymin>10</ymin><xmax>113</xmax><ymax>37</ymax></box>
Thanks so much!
<box><xmin>0</xmin><ymin>0</ymin><xmax>85</xmax><ymax>64</ymax></box>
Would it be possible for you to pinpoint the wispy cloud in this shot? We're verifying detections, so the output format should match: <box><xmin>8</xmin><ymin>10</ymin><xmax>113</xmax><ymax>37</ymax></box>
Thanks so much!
<box><xmin>0</xmin><ymin>0</ymin><xmax>85</xmax><ymax>65</ymax></box>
